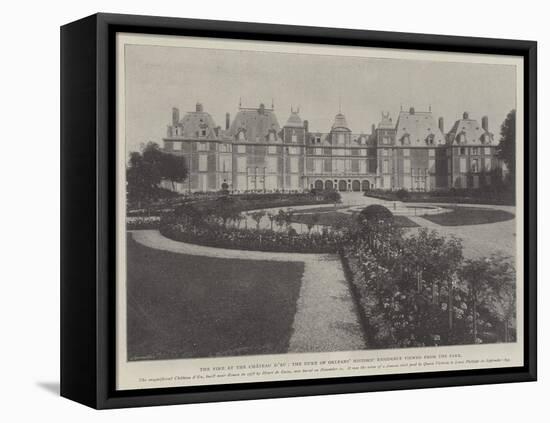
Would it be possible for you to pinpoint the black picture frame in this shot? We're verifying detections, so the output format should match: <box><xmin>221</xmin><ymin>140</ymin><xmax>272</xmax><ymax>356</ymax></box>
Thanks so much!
<box><xmin>60</xmin><ymin>12</ymin><xmax>537</xmax><ymax>409</ymax></box>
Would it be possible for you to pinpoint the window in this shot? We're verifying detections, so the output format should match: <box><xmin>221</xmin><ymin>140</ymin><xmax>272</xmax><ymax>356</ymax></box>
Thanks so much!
<box><xmin>332</xmin><ymin>159</ymin><xmax>345</xmax><ymax>173</ymax></box>
<box><xmin>237</xmin><ymin>157</ymin><xmax>247</xmax><ymax>172</ymax></box>
<box><xmin>338</xmin><ymin>133</ymin><xmax>345</xmax><ymax>145</ymax></box>
<box><xmin>268</xmin><ymin>145</ymin><xmax>277</xmax><ymax>154</ymax></box>
<box><xmin>290</xmin><ymin>157</ymin><xmax>299</xmax><ymax>173</ymax></box>
<box><xmin>291</xmin><ymin>131</ymin><xmax>297</xmax><ymax>143</ymax></box>
<box><xmin>471</xmin><ymin>159</ymin><xmax>479</xmax><ymax>173</ymax></box>
<box><xmin>172</xmin><ymin>142</ymin><xmax>181</xmax><ymax>151</ymax></box>
<box><xmin>429</xmin><ymin>148</ymin><xmax>435</xmax><ymax>157</ymax></box>
<box><xmin>460</xmin><ymin>147</ymin><xmax>466</xmax><ymax>155</ymax></box>
<box><xmin>383</xmin><ymin>159</ymin><xmax>389</xmax><ymax>173</ymax></box>
<box><xmin>220</xmin><ymin>156</ymin><xmax>232</xmax><ymax>173</ymax></box>
<box><xmin>460</xmin><ymin>157</ymin><xmax>467</xmax><ymax>173</ymax></box>
<box><xmin>238</xmin><ymin>131</ymin><xmax>245</xmax><ymax>141</ymax></box>
<box><xmin>472</xmin><ymin>147</ymin><xmax>479</xmax><ymax>155</ymax></box>
<box><xmin>403</xmin><ymin>148</ymin><xmax>410</xmax><ymax>157</ymax></box>
<box><xmin>200</xmin><ymin>129</ymin><xmax>207</xmax><ymax>137</ymax></box>
<box><xmin>484</xmin><ymin>158</ymin><xmax>492</xmax><ymax>172</ymax></box>
<box><xmin>288</xmin><ymin>147</ymin><xmax>298</xmax><ymax>155</ymax></box>
<box><xmin>198</xmin><ymin>142</ymin><xmax>207</xmax><ymax>151</ymax></box>
<box><xmin>314</xmin><ymin>159</ymin><xmax>323</xmax><ymax>174</ymax></box>
<box><xmin>403</xmin><ymin>159</ymin><xmax>411</xmax><ymax>173</ymax></box>
<box><xmin>315</xmin><ymin>147</ymin><xmax>322</xmax><ymax>156</ymax></box>
<box><xmin>237</xmin><ymin>144</ymin><xmax>246</xmax><ymax>154</ymax></box>
<box><xmin>268</xmin><ymin>132</ymin><xmax>276</xmax><ymax>142</ymax></box>
<box><xmin>429</xmin><ymin>159</ymin><xmax>435</xmax><ymax>173</ymax></box>
<box><xmin>484</xmin><ymin>147</ymin><xmax>491</xmax><ymax>155</ymax></box>
<box><xmin>198</xmin><ymin>154</ymin><xmax>208</xmax><ymax>171</ymax></box>
<box><xmin>359</xmin><ymin>160</ymin><xmax>367</xmax><ymax>173</ymax></box>
<box><xmin>382</xmin><ymin>149</ymin><xmax>388</xmax><ymax>156</ymax></box>
<box><xmin>360</xmin><ymin>149</ymin><xmax>367</xmax><ymax>156</ymax></box>
<box><xmin>267</xmin><ymin>156</ymin><xmax>278</xmax><ymax>173</ymax></box>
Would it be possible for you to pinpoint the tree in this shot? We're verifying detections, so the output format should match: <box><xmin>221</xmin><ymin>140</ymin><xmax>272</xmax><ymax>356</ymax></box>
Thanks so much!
<box><xmin>249</xmin><ymin>210</ymin><xmax>266</xmax><ymax>230</ymax></box>
<box><xmin>460</xmin><ymin>258</ymin><xmax>491</xmax><ymax>344</ymax></box>
<box><xmin>484</xmin><ymin>254</ymin><xmax>516</xmax><ymax>342</ymax></box>
<box><xmin>324</xmin><ymin>190</ymin><xmax>341</xmax><ymax>206</ymax></box>
<box><xmin>267</xmin><ymin>212</ymin><xmax>276</xmax><ymax>231</ymax></box>
<box><xmin>307</xmin><ymin>213</ymin><xmax>321</xmax><ymax>233</ymax></box>
<box><xmin>161</xmin><ymin>150</ymin><xmax>188</xmax><ymax>191</ymax></box>
<box><xmin>497</xmin><ymin>109</ymin><xmax>516</xmax><ymax>185</ymax></box>
<box><xmin>126</xmin><ymin>142</ymin><xmax>187</xmax><ymax>206</ymax></box>
<box><xmin>213</xmin><ymin>196</ymin><xmax>240</xmax><ymax>228</ymax></box>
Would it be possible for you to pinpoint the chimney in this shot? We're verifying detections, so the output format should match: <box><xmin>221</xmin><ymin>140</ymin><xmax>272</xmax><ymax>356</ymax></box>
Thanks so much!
<box><xmin>303</xmin><ymin>119</ymin><xmax>309</xmax><ymax>133</ymax></box>
<box><xmin>371</xmin><ymin>124</ymin><xmax>376</xmax><ymax>135</ymax></box>
<box><xmin>438</xmin><ymin>117</ymin><xmax>444</xmax><ymax>133</ymax></box>
<box><xmin>226</xmin><ymin>113</ymin><xmax>230</xmax><ymax>130</ymax></box>
<box><xmin>409</xmin><ymin>107</ymin><xmax>415</xmax><ymax>115</ymax></box>
<box><xmin>172</xmin><ymin>107</ymin><xmax>180</xmax><ymax>126</ymax></box>
<box><xmin>196</xmin><ymin>102</ymin><xmax>203</xmax><ymax>112</ymax></box>
<box><xmin>482</xmin><ymin>116</ymin><xmax>489</xmax><ymax>131</ymax></box>
<box><xmin>463</xmin><ymin>111</ymin><xmax>469</xmax><ymax>119</ymax></box>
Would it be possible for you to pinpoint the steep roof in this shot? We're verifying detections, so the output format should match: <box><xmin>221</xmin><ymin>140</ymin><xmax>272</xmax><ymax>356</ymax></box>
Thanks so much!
<box><xmin>177</xmin><ymin>108</ymin><xmax>219</xmax><ymax>139</ymax></box>
<box><xmin>285</xmin><ymin>110</ymin><xmax>303</xmax><ymax>128</ymax></box>
<box><xmin>447</xmin><ymin>113</ymin><xmax>493</xmax><ymax>145</ymax></box>
<box><xmin>377</xmin><ymin>112</ymin><xmax>394</xmax><ymax>130</ymax></box>
<box><xmin>229</xmin><ymin>104</ymin><xmax>281</xmax><ymax>142</ymax></box>
<box><xmin>331</xmin><ymin>112</ymin><xmax>350</xmax><ymax>131</ymax></box>
<box><xmin>394</xmin><ymin>108</ymin><xmax>445</xmax><ymax>146</ymax></box>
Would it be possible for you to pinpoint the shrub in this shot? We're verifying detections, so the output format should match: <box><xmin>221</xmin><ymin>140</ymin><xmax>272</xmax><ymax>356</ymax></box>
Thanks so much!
<box><xmin>358</xmin><ymin>205</ymin><xmax>393</xmax><ymax>223</ymax></box>
<box><xmin>395</xmin><ymin>188</ymin><xmax>410</xmax><ymax>200</ymax></box>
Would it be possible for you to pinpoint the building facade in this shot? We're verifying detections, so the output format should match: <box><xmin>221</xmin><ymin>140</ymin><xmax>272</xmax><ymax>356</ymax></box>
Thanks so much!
<box><xmin>162</xmin><ymin>102</ymin><xmax>499</xmax><ymax>192</ymax></box>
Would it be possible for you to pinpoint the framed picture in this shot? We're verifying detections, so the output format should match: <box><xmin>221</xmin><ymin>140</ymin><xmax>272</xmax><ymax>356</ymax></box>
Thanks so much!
<box><xmin>60</xmin><ymin>13</ymin><xmax>537</xmax><ymax>409</ymax></box>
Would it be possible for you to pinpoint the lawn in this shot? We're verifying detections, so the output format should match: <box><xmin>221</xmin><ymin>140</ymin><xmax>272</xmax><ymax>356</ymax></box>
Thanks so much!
<box><xmin>421</xmin><ymin>206</ymin><xmax>515</xmax><ymax>226</ymax></box>
<box><xmin>126</xmin><ymin>238</ymin><xmax>304</xmax><ymax>360</ymax></box>
<box><xmin>290</xmin><ymin>210</ymin><xmax>419</xmax><ymax>228</ymax></box>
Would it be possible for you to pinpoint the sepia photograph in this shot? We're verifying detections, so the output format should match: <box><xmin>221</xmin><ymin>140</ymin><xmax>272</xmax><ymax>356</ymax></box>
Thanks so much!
<box><xmin>116</xmin><ymin>33</ymin><xmax>524</xmax><ymax>390</ymax></box>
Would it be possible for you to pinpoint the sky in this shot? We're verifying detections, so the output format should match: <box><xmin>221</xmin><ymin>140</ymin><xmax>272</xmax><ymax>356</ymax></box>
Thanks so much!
<box><xmin>124</xmin><ymin>43</ymin><xmax>517</xmax><ymax>153</ymax></box>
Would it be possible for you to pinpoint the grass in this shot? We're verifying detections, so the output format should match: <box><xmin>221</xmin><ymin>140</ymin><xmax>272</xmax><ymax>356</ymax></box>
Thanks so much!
<box><xmin>290</xmin><ymin>209</ymin><xmax>419</xmax><ymax>228</ymax></box>
<box><xmin>126</xmin><ymin>238</ymin><xmax>304</xmax><ymax>360</ymax></box>
<box><xmin>421</xmin><ymin>206</ymin><xmax>515</xmax><ymax>226</ymax></box>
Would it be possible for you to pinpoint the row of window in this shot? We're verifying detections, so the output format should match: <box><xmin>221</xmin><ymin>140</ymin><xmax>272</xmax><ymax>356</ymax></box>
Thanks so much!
<box><xmin>458</xmin><ymin>147</ymin><xmax>492</xmax><ymax>155</ymax></box>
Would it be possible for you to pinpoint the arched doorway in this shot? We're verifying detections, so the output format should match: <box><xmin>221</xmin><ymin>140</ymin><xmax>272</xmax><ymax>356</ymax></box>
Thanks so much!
<box><xmin>314</xmin><ymin>180</ymin><xmax>324</xmax><ymax>190</ymax></box>
<box><xmin>352</xmin><ymin>180</ymin><xmax>361</xmax><ymax>192</ymax></box>
<box><xmin>361</xmin><ymin>180</ymin><xmax>370</xmax><ymax>191</ymax></box>
<box><xmin>325</xmin><ymin>180</ymin><xmax>334</xmax><ymax>190</ymax></box>
<box><xmin>338</xmin><ymin>180</ymin><xmax>347</xmax><ymax>191</ymax></box>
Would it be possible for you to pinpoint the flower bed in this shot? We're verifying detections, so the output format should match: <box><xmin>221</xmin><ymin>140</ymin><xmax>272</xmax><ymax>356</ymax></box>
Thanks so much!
<box><xmin>127</xmin><ymin>215</ymin><xmax>162</xmax><ymax>230</ymax></box>
<box><xmin>160</xmin><ymin>221</ymin><xmax>342</xmax><ymax>253</ymax></box>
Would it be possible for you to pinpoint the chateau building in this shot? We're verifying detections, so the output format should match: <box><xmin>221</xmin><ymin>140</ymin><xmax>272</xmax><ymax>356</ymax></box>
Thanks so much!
<box><xmin>162</xmin><ymin>102</ymin><xmax>499</xmax><ymax>192</ymax></box>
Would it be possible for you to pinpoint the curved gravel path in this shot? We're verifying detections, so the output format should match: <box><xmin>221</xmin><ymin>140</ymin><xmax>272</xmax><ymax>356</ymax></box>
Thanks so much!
<box><xmin>130</xmin><ymin>230</ymin><xmax>366</xmax><ymax>353</ymax></box>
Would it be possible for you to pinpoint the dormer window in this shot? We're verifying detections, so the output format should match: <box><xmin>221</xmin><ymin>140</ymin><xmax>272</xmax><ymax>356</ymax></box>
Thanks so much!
<box><xmin>291</xmin><ymin>130</ymin><xmax>297</xmax><ymax>143</ymax></box>
<box><xmin>238</xmin><ymin>131</ymin><xmax>245</xmax><ymax>141</ymax></box>
<box><xmin>200</xmin><ymin>129</ymin><xmax>207</xmax><ymax>137</ymax></box>
<box><xmin>268</xmin><ymin>132</ymin><xmax>275</xmax><ymax>142</ymax></box>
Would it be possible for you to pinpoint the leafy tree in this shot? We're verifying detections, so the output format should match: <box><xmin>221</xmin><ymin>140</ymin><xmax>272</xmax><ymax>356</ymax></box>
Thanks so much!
<box><xmin>497</xmin><ymin>109</ymin><xmax>516</xmax><ymax>185</ymax></box>
<box><xmin>249</xmin><ymin>210</ymin><xmax>266</xmax><ymax>230</ymax></box>
<box><xmin>484</xmin><ymin>254</ymin><xmax>516</xmax><ymax>342</ymax></box>
<box><xmin>126</xmin><ymin>142</ymin><xmax>187</xmax><ymax>206</ymax></box>
<box><xmin>324</xmin><ymin>190</ymin><xmax>341</xmax><ymax>206</ymax></box>
<box><xmin>460</xmin><ymin>258</ymin><xmax>492</xmax><ymax>344</ymax></box>
<box><xmin>213</xmin><ymin>196</ymin><xmax>240</xmax><ymax>228</ymax></box>
<box><xmin>307</xmin><ymin>213</ymin><xmax>321</xmax><ymax>233</ymax></box>
<box><xmin>266</xmin><ymin>212</ymin><xmax>276</xmax><ymax>231</ymax></box>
